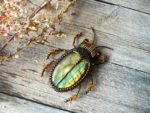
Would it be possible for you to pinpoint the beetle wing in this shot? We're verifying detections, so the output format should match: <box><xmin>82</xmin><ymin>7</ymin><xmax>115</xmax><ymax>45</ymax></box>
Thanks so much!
<box><xmin>52</xmin><ymin>51</ymin><xmax>80</xmax><ymax>86</ymax></box>
<box><xmin>50</xmin><ymin>50</ymin><xmax>91</xmax><ymax>92</ymax></box>
<box><xmin>57</xmin><ymin>59</ymin><xmax>90</xmax><ymax>89</ymax></box>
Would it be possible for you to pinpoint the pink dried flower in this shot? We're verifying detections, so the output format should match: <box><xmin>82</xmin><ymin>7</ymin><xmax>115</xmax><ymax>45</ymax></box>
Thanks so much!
<box><xmin>0</xmin><ymin>26</ymin><xmax>10</xmax><ymax>36</ymax></box>
<box><xmin>0</xmin><ymin>15</ymin><xmax>4</xmax><ymax>21</ymax></box>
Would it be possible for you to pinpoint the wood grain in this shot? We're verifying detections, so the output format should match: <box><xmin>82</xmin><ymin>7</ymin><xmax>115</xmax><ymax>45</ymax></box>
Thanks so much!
<box><xmin>0</xmin><ymin>43</ymin><xmax>150</xmax><ymax>113</ymax></box>
<box><xmin>0</xmin><ymin>0</ymin><xmax>150</xmax><ymax>113</ymax></box>
<box><xmin>0</xmin><ymin>93</ymin><xmax>70</xmax><ymax>113</ymax></box>
<box><xmin>96</xmin><ymin>0</ymin><xmax>150</xmax><ymax>14</ymax></box>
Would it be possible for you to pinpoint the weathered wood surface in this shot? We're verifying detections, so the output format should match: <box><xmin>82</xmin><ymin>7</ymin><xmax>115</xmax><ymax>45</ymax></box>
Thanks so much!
<box><xmin>97</xmin><ymin>0</ymin><xmax>150</xmax><ymax>14</ymax></box>
<box><xmin>0</xmin><ymin>0</ymin><xmax>150</xmax><ymax>113</ymax></box>
<box><xmin>0</xmin><ymin>93</ymin><xmax>70</xmax><ymax>113</ymax></box>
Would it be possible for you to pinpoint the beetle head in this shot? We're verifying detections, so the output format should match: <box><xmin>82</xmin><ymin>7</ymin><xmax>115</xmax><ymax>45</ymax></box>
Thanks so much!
<box><xmin>79</xmin><ymin>39</ymin><xmax>108</xmax><ymax>64</ymax></box>
<box><xmin>79</xmin><ymin>38</ymin><xmax>97</xmax><ymax>58</ymax></box>
<box><xmin>92</xmin><ymin>51</ymin><xmax>108</xmax><ymax>64</ymax></box>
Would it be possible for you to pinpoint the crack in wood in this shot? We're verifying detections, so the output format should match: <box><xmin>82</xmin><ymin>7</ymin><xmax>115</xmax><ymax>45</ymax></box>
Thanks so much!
<box><xmin>95</xmin><ymin>0</ymin><xmax>150</xmax><ymax>15</ymax></box>
<box><xmin>0</xmin><ymin>92</ymin><xmax>72</xmax><ymax>113</ymax></box>
<box><xmin>109</xmin><ymin>62</ymin><xmax>150</xmax><ymax>75</ymax></box>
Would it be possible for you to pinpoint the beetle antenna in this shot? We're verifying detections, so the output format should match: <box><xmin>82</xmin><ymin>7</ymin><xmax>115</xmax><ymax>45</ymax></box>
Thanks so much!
<box><xmin>96</xmin><ymin>46</ymin><xmax>113</xmax><ymax>50</ymax></box>
<box><xmin>91</xmin><ymin>27</ymin><xmax>96</xmax><ymax>44</ymax></box>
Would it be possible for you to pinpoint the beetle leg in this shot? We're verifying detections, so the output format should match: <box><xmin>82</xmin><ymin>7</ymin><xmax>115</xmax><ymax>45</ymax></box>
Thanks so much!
<box><xmin>41</xmin><ymin>64</ymin><xmax>50</xmax><ymax>77</ymax></box>
<box><xmin>42</xmin><ymin>49</ymin><xmax>67</xmax><ymax>77</ymax></box>
<box><xmin>46</xmin><ymin>49</ymin><xmax>67</xmax><ymax>60</ymax></box>
<box><xmin>41</xmin><ymin>59</ymin><xmax>57</xmax><ymax>77</ymax></box>
<box><xmin>64</xmin><ymin>85</ymin><xmax>81</xmax><ymax>103</ymax></box>
<box><xmin>85</xmin><ymin>76</ymin><xmax>96</xmax><ymax>94</ymax></box>
<box><xmin>73</xmin><ymin>32</ymin><xmax>82</xmax><ymax>48</ymax></box>
<box><xmin>64</xmin><ymin>95</ymin><xmax>77</xmax><ymax>103</ymax></box>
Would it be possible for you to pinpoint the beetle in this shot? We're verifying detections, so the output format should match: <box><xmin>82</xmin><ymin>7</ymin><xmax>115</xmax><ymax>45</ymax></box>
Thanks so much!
<box><xmin>41</xmin><ymin>27</ymin><xmax>112</xmax><ymax>102</ymax></box>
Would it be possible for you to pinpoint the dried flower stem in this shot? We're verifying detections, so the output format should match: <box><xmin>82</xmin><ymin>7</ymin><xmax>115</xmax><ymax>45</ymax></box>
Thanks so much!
<box><xmin>29</xmin><ymin>0</ymin><xmax>52</xmax><ymax>19</ymax></box>
<box><xmin>0</xmin><ymin>33</ymin><xmax>17</xmax><ymax>51</ymax></box>
<box><xmin>49</xmin><ymin>0</ymin><xmax>76</xmax><ymax>26</ymax></box>
<box><xmin>0</xmin><ymin>0</ymin><xmax>77</xmax><ymax>64</ymax></box>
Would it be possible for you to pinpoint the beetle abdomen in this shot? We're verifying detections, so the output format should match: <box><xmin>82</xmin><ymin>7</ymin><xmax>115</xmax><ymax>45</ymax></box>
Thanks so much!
<box><xmin>51</xmin><ymin>51</ymin><xmax>90</xmax><ymax>91</ymax></box>
<box><xmin>57</xmin><ymin>60</ymin><xmax>90</xmax><ymax>88</ymax></box>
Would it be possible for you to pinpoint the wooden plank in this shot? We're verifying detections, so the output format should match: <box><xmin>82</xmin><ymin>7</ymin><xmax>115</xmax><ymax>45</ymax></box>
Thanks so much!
<box><xmin>96</xmin><ymin>0</ymin><xmax>150</xmax><ymax>14</ymax></box>
<box><xmin>0</xmin><ymin>93</ymin><xmax>70</xmax><ymax>113</ymax></box>
<box><xmin>0</xmin><ymin>0</ymin><xmax>150</xmax><ymax>113</ymax></box>
<box><xmin>61</xmin><ymin>0</ymin><xmax>150</xmax><ymax>73</ymax></box>
<box><xmin>65</xmin><ymin>0</ymin><xmax>150</xmax><ymax>50</ymax></box>
<box><xmin>46</xmin><ymin>24</ymin><xmax>150</xmax><ymax>74</ymax></box>
<box><xmin>1</xmin><ymin>0</ymin><xmax>150</xmax><ymax>73</ymax></box>
<box><xmin>0</xmin><ymin>43</ymin><xmax>150</xmax><ymax>113</ymax></box>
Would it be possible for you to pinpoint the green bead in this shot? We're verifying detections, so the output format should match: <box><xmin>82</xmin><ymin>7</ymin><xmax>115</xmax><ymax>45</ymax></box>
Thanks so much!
<box><xmin>52</xmin><ymin>51</ymin><xmax>80</xmax><ymax>85</ymax></box>
<box><xmin>52</xmin><ymin>51</ymin><xmax>90</xmax><ymax>89</ymax></box>
<box><xmin>58</xmin><ymin>60</ymin><xmax>90</xmax><ymax>88</ymax></box>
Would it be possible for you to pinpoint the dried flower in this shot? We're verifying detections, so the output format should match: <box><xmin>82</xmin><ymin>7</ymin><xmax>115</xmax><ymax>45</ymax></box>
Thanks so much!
<box><xmin>0</xmin><ymin>0</ymin><xmax>77</xmax><ymax>63</ymax></box>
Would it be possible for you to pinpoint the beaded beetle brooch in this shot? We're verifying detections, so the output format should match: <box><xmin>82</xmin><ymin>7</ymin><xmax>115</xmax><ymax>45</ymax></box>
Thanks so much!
<box><xmin>41</xmin><ymin>27</ymin><xmax>112</xmax><ymax>102</ymax></box>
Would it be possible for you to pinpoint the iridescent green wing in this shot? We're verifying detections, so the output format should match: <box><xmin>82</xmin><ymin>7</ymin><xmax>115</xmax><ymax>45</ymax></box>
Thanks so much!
<box><xmin>52</xmin><ymin>51</ymin><xmax>81</xmax><ymax>86</ymax></box>
<box><xmin>51</xmin><ymin>51</ymin><xmax>90</xmax><ymax>90</ymax></box>
<box><xmin>57</xmin><ymin>60</ymin><xmax>90</xmax><ymax>89</ymax></box>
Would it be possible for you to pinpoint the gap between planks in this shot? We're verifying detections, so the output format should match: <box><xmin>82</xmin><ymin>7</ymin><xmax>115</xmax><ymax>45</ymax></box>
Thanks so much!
<box><xmin>0</xmin><ymin>92</ymin><xmax>72</xmax><ymax>113</ymax></box>
<box><xmin>95</xmin><ymin>0</ymin><xmax>150</xmax><ymax>15</ymax></box>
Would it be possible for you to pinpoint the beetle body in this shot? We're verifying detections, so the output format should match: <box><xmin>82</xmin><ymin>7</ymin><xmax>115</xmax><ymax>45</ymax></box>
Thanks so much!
<box><xmin>50</xmin><ymin>39</ymin><xmax>102</xmax><ymax>92</ymax></box>
<box><xmin>41</xmin><ymin>28</ymin><xmax>111</xmax><ymax>102</ymax></box>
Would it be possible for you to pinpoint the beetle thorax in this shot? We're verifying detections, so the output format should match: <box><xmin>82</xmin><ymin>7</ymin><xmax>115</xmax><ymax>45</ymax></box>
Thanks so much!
<box><xmin>80</xmin><ymin>42</ymin><xmax>96</xmax><ymax>58</ymax></box>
